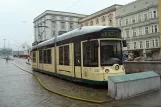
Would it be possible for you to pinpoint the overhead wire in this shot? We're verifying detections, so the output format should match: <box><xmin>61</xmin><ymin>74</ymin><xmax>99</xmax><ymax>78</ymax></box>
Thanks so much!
<box><xmin>63</xmin><ymin>0</ymin><xmax>83</xmax><ymax>11</ymax></box>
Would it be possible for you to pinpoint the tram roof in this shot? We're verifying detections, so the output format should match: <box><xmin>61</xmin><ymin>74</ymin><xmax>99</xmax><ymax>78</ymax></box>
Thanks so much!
<box><xmin>32</xmin><ymin>26</ymin><xmax>120</xmax><ymax>49</ymax></box>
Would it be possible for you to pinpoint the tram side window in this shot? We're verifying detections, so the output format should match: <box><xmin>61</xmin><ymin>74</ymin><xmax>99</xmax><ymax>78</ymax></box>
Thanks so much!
<box><xmin>43</xmin><ymin>50</ymin><xmax>47</xmax><ymax>64</ymax></box>
<box><xmin>32</xmin><ymin>52</ymin><xmax>36</xmax><ymax>63</ymax></box>
<box><xmin>47</xmin><ymin>49</ymin><xmax>52</xmax><ymax>64</ymax></box>
<box><xmin>74</xmin><ymin>42</ymin><xmax>81</xmax><ymax>66</ymax></box>
<box><xmin>83</xmin><ymin>41</ymin><xmax>98</xmax><ymax>67</ymax></box>
<box><xmin>59</xmin><ymin>45</ymin><xmax>70</xmax><ymax>65</ymax></box>
<box><xmin>59</xmin><ymin>47</ymin><xmax>64</xmax><ymax>65</ymax></box>
<box><xmin>64</xmin><ymin>46</ymin><xmax>69</xmax><ymax>65</ymax></box>
<box><xmin>39</xmin><ymin>50</ymin><xmax>43</xmax><ymax>63</ymax></box>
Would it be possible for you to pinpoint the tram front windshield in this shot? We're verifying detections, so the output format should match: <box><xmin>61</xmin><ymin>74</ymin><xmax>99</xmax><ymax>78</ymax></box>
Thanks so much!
<box><xmin>100</xmin><ymin>40</ymin><xmax>122</xmax><ymax>66</ymax></box>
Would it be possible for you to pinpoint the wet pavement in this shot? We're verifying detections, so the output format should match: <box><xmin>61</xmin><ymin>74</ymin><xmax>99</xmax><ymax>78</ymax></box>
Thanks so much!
<box><xmin>0</xmin><ymin>58</ymin><xmax>161</xmax><ymax>107</ymax></box>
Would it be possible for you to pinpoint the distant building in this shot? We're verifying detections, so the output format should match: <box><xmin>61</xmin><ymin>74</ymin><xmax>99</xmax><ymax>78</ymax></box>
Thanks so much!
<box><xmin>79</xmin><ymin>4</ymin><xmax>122</xmax><ymax>27</ymax></box>
<box><xmin>0</xmin><ymin>48</ymin><xmax>12</xmax><ymax>55</ymax></box>
<box><xmin>33</xmin><ymin>10</ymin><xmax>86</xmax><ymax>46</ymax></box>
<box><xmin>116</xmin><ymin>0</ymin><xmax>160</xmax><ymax>59</ymax></box>
<box><xmin>12</xmin><ymin>51</ymin><xmax>27</xmax><ymax>57</ymax></box>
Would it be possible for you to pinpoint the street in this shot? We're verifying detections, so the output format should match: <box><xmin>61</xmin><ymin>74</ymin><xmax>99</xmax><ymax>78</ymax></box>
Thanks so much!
<box><xmin>0</xmin><ymin>58</ymin><xmax>161</xmax><ymax>107</ymax></box>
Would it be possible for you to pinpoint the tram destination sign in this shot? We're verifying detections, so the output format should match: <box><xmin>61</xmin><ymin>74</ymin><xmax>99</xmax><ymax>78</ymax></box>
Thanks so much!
<box><xmin>100</xmin><ymin>30</ymin><xmax>121</xmax><ymax>38</ymax></box>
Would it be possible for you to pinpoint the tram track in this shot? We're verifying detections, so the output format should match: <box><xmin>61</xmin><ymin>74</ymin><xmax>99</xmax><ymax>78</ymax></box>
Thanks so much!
<box><xmin>11</xmin><ymin>61</ymin><xmax>114</xmax><ymax>104</ymax></box>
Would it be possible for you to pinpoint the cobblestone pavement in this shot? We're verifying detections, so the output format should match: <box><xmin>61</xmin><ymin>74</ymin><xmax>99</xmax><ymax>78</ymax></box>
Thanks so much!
<box><xmin>0</xmin><ymin>58</ymin><xmax>161</xmax><ymax>107</ymax></box>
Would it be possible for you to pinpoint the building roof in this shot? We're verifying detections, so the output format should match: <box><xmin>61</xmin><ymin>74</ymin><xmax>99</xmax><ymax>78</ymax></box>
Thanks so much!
<box><xmin>32</xmin><ymin>26</ymin><xmax>120</xmax><ymax>49</ymax></box>
<box><xmin>79</xmin><ymin>4</ymin><xmax>122</xmax><ymax>23</ymax></box>
<box><xmin>34</xmin><ymin>10</ymin><xmax>87</xmax><ymax>22</ymax></box>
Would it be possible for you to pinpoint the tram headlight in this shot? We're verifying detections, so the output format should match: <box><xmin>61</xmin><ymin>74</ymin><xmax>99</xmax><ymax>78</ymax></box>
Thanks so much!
<box><xmin>105</xmin><ymin>69</ymin><xmax>110</xmax><ymax>73</ymax></box>
<box><xmin>115</xmin><ymin>65</ymin><xmax>119</xmax><ymax>70</ymax></box>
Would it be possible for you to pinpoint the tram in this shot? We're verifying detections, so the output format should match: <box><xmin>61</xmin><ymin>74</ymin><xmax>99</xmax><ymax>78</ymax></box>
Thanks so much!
<box><xmin>31</xmin><ymin>26</ymin><xmax>126</xmax><ymax>85</ymax></box>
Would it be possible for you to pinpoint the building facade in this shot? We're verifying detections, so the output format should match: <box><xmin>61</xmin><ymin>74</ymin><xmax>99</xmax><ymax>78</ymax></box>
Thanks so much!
<box><xmin>79</xmin><ymin>4</ymin><xmax>122</xmax><ymax>27</ymax></box>
<box><xmin>33</xmin><ymin>10</ymin><xmax>86</xmax><ymax>45</ymax></box>
<box><xmin>116</xmin><ymin>0</ymin><xmax>160</xmax><ymax>59</ymax></box>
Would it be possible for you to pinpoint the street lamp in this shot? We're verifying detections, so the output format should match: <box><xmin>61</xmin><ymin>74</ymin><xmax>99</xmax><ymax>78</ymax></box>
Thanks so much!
<box><xmin>3</xmin><ymin>39</ymin><xmax>6</xmax><ymax>56</ymax></box>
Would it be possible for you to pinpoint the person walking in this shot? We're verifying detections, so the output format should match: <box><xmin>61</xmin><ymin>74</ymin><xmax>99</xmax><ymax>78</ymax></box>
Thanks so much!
<box><xmin>122</xmin><ymin>54</ymin><xmax>127</xmax><ymax>61</ymax></box>
<box><xmin>26</xmin><ymin>55</ymin><xmax>30</xmax><ymax>63</ymax></box>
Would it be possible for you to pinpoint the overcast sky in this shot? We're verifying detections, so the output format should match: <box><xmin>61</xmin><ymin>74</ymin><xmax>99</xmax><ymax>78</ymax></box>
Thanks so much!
<box><xmin>0</xmin><ymin>0</ymin><xmax>135</xmax><ymax>50</ymax></box>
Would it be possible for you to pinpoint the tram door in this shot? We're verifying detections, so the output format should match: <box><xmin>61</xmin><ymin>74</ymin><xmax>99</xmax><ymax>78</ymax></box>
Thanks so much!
<box><xmin>38</xmin><ymin>50</ymin><xmax>43</xmax><ymax>70</ymax></box>
<box><xmin>57</xmin><ymin>43</ymin><xmax>74</xmax><ymax>77</ymax></box>
<box><xmin>81</xmin><ymin>40</ymin><xmax>99</xmax><ymax>80</ymax></box>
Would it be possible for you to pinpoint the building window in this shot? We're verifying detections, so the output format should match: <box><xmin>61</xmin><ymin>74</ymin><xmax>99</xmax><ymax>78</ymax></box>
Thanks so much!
<box><xmin>69</xmin><ymin>17</ymin><xmax>73</xmax><ymax>21</ymax></box>
<box><xmin>52</xmin><ymin>31</ymin><xmax>55</xmax><ymax>37</ymax></box>
<box><xmin>119</xmin><ymin>20</ymin><xmax>121</xmax><ymax>26</ymax></box>
<box><xmin>61</xmin><ymin>16</ymin><xmax>65</xmax><ymax>20</ymax></box>
<box><xmin>59</xmin><ymin>45</ymin><xmax>69</xmax><ymax>65</ymax></box>
<box><xmin>44</xmin><ymin>31</ymin><xmax>46</xmax><ymax>40</ymax></box>
<box><xmin>134</xmin><ymin>42</ymin><xmax>137</xmax><ymax>49</ymax></box>
<box><xmin>52</xmin><ymin>21</ymin><xmax>56</xmax><ymax>28</ymax></box>
<box><xmin>108</xmin><ymin>13</ymin><xmax>113</xmax><ymax>19</ymax></box>
<box><xmin>151</xmin><ymin>25</ymin><xmax>154</xmax><ymax>33</ymax></box>
<box><xmin>126</xmin><ymin>30</ymin><xmax>129</xmax><ymax>38</ymax></box>
<box><xmin>90</xmin><ymin>20</ymin><xmax>93</xmax><ymax>26</ymax></box>
<box><xmin>126</xmin><ymin>18</ymin><xmax>128</xmax><ymax>25</ymax></box>
<box><xmin>154</xmin><ymin>25</ymin><xmax>158</xmax><ymax>32</ymax></box>
<box><xmin>140</xmin><ymin>41</ymin><xmax>143</xmax><ymax>48</ymax></box>
<box><xmin>150</xmin><ymin>11</ymin><xmax>152</xmax><ymax>19</ymax></box>
<box><xmin>85</xmin><ymin>22</ymin><xmax>88</xmax><ymax>26</ymax></box>
<box><xmin>74</xmin><ymin>42</ymin><xmax>81</xmax><ymax>66</ymax></box>
<box><xmin>134</xmin><ymin>5</ymin><xmax>136</xmax><ymax>8</ymax></box>
<box><xmin>32</xmin><ymin>52</ymin><xmax>36</xmax><ymax>63</ymax></box>
<box><xmin>52</xmin><ymin>16</ymin><xmax>56</xmax><ymax>20</ymax></box>
<box><xmin>138</xmin><ymin>15</ymin><xmax>141</xmax><ymax>22</ymax></box>
<box><xmin>139</xmin><ymin>28</ymin><xmax>142</xmax><ymax>36</ymax></box>
<box><xmin>155</xmin><ymin>39</ymin><xmax>159</xmax><ymax>47</ymax></box>
<box><xmin>146</xmin><ymin>41</ymin><xmax>149</xmax><ymax>48</ymax></box>
<box><xmin>152</xmin><ymin>39</ymin><xmax>155</xmax><ymax>47</ymax></box>
<box><xmin>109</xmin><ymin>19</ymin><xmax>113</xmax><ymax>25</ymax></box>
<box><xmin>69</xmin><ymin>23</ymin><xmax>73</xmax><ymax>29</ymax></box>
<box><xmin>145</xmin><ymin>26</ymin><xmax>149</xmax><ymax>34</ymax></box>
<box><xmin>101</xmin><ymin>16</ymin><xmax>105</xmax><ymax>22</ymax></box>
<box><xmin>61</xmin><ymin>22</ymin><xmax>65</xmax><ymax>29</ymax></box>
<box><xmin>133</xmin><ymin>29</ymin><xmax>136</xmax><ymax>36</ymax></box>
<box><xmin>132</xmin><ymin>17</ymin><xmax>135</xmax><ymax>24</ymax></box>
<box><xmin>153</xmin><ymin>11</ymin><xmax>157</xmax><ymax>18</ymax></box>
<box><xmin>127</xmin><ymin>43</ymin><xmax>130</xmax><ymax>49</ymax></box>
<box><xmin>96</xmin><ymin>18</ymin><xmax>99</xmax><ymax>24</ymax></box>
<box><xmin>144</xmin><ymin>13</ymin><xmax>148</xmax><ymax>21</ymax></box>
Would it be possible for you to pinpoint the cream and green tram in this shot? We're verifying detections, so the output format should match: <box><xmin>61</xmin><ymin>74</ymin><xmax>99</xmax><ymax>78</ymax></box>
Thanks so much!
<box><xmin>32</xmin><ymin>26</ymin><xmax>126</xmax><ymax>85</ymax></box>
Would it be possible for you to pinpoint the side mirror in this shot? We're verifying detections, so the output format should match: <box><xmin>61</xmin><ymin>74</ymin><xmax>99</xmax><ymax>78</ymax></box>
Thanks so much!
<box><xmin>123</xmin><ymin>40</ymin><xmax>127</xmax><ymax>47</ymax></box>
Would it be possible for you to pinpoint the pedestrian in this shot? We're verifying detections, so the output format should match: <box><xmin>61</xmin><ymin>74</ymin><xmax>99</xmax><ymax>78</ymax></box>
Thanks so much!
<box><xmin>6</xmin><ymin>55</ymin><xmax>9</xmax><ymax>63</ymax></box>
<box><xmin>26</xmin><ymin>55</ymin><xmax>30</xmax><ymax>63</ymax></box>
<box><xmin>122</xmin><ymin>54</ymin><xmax>127</xmax><ymax>61</ymax></box>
